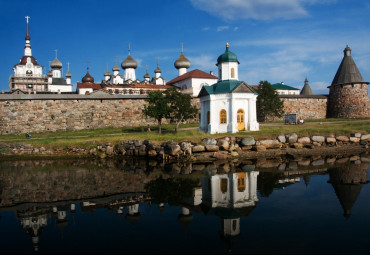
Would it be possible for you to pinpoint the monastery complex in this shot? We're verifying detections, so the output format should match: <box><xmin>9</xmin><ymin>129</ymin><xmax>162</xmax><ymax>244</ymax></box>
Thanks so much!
<box><xmin>0</xmin><ymin>17</ymin><xmax>369</xmax><ymax>135</ymax></box>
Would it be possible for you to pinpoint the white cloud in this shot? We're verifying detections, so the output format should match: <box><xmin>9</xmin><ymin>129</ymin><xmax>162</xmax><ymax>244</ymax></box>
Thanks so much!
<box><xmin>217</xmin><ymin>26</ymin><xmax>229</xmax><ymax>32</ymax></box>
<box><xmin>191</xmin><ymin>54</ymin><xmax>216</xmax><ymax>70</ymax></box>
<box><xmin>190</xmin><ymin>0</ymin><xmax>310</xmax><ymax>20</ymax></box>
<box><xmin>233</xmin><ymin>26</ymin><xmax>239</xmax><ymax>31</ymax></box>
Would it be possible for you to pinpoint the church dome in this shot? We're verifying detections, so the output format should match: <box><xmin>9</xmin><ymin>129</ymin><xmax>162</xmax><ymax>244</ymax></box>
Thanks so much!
<box><xmin>104</xmin><ymin>69</ymin><xmax>111</xmax><ymax>76</ymax></box>
<box><xmin>174</xmin><ymin>53</ymin><xmax>191</xmax><ymax>69</ymax></box>
<box><xmin>47</xmin><ymin>70</ymin><xmax>52</xmax><ymax>77</ymax></box>
<box><xmin>121</xmin><ymin>54</ymin><xmax>138</xmax><ymax>69</ymax></box>
<box><xmin>65</xmin><ymin>71</ymin><xmax>72</xmax><ymax>78</ymax></box>
<box><xmin>82</xmin><ymin>70</ymin><xmax>94</xmax><ymax>83</ymax></box>
<box><xmin>50</xmin><ymin>57</ymin><xmax>62</xmax><ymax>69</ymax></box>
<box><xmin>112</xmin><ymin>64</ymin><xmax>120</xmax><ymax>72</ymax></box>
<box><xmin>217</xmin><ymin>43</ymin><xmax>239</xmax><ymax>65</ymax></box>
<box><xmin>144</xmin><ymin>72</ymin><xmax>150</xmax><ymax>79</ymax></box>
<box><xmin>154</xmin><ymin>65</ymin><xmax>162</xmax><ymax>73</ymax></box>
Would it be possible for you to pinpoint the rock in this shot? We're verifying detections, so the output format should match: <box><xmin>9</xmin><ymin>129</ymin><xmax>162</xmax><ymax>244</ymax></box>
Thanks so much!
<box><xmin>298</xmin><ymin>159</ymin><xmax>311</xmax><ymax>166</ymax></box>
<box><xmin>326</xmin><ymin>157</ymin><xmax>336</xmax><ymax>164</ymax></box>
<box><xmin>293</xmin><ymin>143</ymin><xmax>304</xmax><ymax>149</ymax></box>
<box><xmin>33</xmin><ymin>148</ymin><xmax>39</xmax><ymax>153</ymax></box>
<box><xmin>240</xmin><ymin>137</ymin><xmax>255</xmax><ymax>146</ymax></box>
<box><xmin>361</xmin><ymin>134</ymin><xmax>370</xmax><ymax>141</ymax></box>
<box><xmin>278</xmin><ymin>163</ymin><xmax>286</xmax><ymax>171</ymax></box>
<box><xmin>180</xmin><ymin>142</ymin><xmax>192</xmax><ymax>154</ymax></box>
<box><xmin>230</xmin><ymin>151</ymin><xmax>239</xmax><ymax>157</ymax></box>
<box><xmin>350</xmin><ymin>155</ymin><xmax>360</xmax><ymax>161</ymax></box>
<box><xmin>134</xmin><ymin>140</ymin><xmax>143</xmax><ymax>147</ymax></box>
<box><xmin>192</xmin><ymin>145</ymin><xmax>205</xmax><ymax>153</ymax></box>
<box><xmin>164</xmin><ymin>143</ymin><xmax>181</xmax><ymax>156</ymax></box>
<box><xmin>311</xmin><ymin>136</ymin><xmax>325</xmax><ymax>143</ymax></box>
<box><xmin>202</xmin><ymin>138</ymin><xmax>217</xmax><ymax>146</ymax></box>
<box><xmin>138</xmin><ymin>145</ymin><xmax>147</xmax><ymax>156</ymax></box>
<box><xmin>255</xmin><ymin>145</ymin><xmax>266</xmax><ymax>152</ymax></box>
<box><xmin>241</xmin><ymin>146</ymin><xmax>252</xmax><ymax>151</ymax></box>
<box><xmin>242</xmin><ymin>165</ymin><xmax>255</xmax><ymax>171</ymax></box>
<box><xmin>106</xmin><ymin>146</ymin><xmax>114</xmax><ymax>155</ymax></box>
<box><xmin>312</xmin><ymin>159</ymin><xmax>325</xmax><ymax>166</ymax></box>
<box><xmin>277</xmin><ymin>135</ymin><xmax>286</xmax><ymax>143</ymax></box>
<box><xmin>212</xmin><ymin>151</ymin><xmax>228</xmax><ymax>160</ymax></box>
<box><xmin>326</xmin><ymin>137</ymin><xmax>336</xmax><ymax>144</ymax></box>
<box><xmin>312</xmin><ymin>142</ymin><xmax>321</xmax><ymax>147</ymax></box>
<box><xmin>287</xmin><ymin>133</ymin><xmax>298</xmax><ymax>144</ymax></box>
<box><xmin>206</xmin><ymin>145</ymin><xmax>219</xmax><ymax>152</ymax></box>
<box><xmin>288</xmin><ymin>161</ymin><xmax>298</xmax><ymax>170</ymax></box>
<box><xmin>259</xmin><ymin>139</ymin><xmax>281</xmax><ymax>149</ymax></box>
<box><xmin>350</xmin><ymin>137</ymin><xmax>360</xmax><ymax>143</ymax></box>
<box><xmin>298</xmin><ymin>137</ymin><xmax>311</xmax><ymax>144</ymax></box>
<box><xmin>336</xmin><ymin>136</ymin><xmax>349</xmax><ymax>142</ymax></box>
<box><xmin>147</xmin><ymin>149</ymin><xmax>157</xmax><ymax>157</ymax></box>
<box><xmin>217</xmin><ymin>139</ymin><xmax>229</xmax><ymax>151</ymax></box>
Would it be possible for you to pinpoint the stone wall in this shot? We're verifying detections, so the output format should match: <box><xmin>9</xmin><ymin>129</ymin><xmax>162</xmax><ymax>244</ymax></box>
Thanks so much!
<box><xmin>328</xmin><ymin>83</ymin><xmax>370</xmax><ymax>118</ymax></box>
<box><xmin>281</xmin><ymin>95</ymin><xmax>328</xmax><ymax>120</ymax></box>
<box><xmin>0</xmin><ymin>94</ymin><xmax>201</xmax><ymax>134</ymax></box>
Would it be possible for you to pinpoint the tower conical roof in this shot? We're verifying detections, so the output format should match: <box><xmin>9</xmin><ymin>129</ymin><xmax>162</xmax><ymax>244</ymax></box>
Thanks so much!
<box><xmin>300</xmin><ymin>77</ymin><xmax>314</xmax><ymax>95</ymax></box>
<box><xmin>331</xmin><ymin>46</ymin><xmax>365</xmax><ymax>86</ymax></box>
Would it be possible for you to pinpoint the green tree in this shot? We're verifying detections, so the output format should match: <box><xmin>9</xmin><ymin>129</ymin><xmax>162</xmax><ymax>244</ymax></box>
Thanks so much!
<box><xmin>165</xmin><ymin>88</ymin><xmax>199</xmax><ymax>133</ymax></box>
<box><xmin>142</xmin><ymin>90</ymin><xmax>172</xmax><ymax>134</ymax></box>
<box><xmin>256</xmin><ymin>80</ymin><xmax>284</xmax><ymax>121</ymax></box>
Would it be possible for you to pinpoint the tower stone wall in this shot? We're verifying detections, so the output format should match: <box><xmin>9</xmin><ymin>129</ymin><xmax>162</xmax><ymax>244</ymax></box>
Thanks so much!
<box><xmin>328</xmin><ymin>83</ymin><xmax>370</xmax><ymax>118</ymax></box>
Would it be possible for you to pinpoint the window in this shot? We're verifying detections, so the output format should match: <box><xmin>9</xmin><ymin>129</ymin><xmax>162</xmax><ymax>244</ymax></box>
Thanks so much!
<box><xmin>220</xmin><ymin>109</ymin><xmax>227</xmax><ymax>124</ymax></box>
<box><xmin>231</xmin><ymin>68</ymin><xmax>235</xmax><ymax>78</ymax></box>
<box><xmin>220</xmin><ymin>178</ymin><xmax>228</xmax><ymax>193</ymax></box>
<box><xmin>237</xmin><ymin>173</ymin><xmax>246</xmax><ymax>192</ymax></box>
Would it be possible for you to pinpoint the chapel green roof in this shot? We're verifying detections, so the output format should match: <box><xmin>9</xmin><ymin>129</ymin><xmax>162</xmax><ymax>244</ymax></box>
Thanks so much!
<box><xmin>271</xmin><ymin>83</ymin><xmax>300</xmax><ymax>90</ymax></box>
<box><xmin>199</xmin><ymin>79</ymin><xmax>258</xmax><ymax>96</ymax></box>
<box><xmin>217</xmin><ymin>43</ymin><xmax>240</xmax><ymax>65</ymax></box>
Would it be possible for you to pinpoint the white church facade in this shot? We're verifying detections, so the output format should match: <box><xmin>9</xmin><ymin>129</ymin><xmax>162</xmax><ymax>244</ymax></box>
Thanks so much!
<box><xmin>198</xmin><ymin>43</ymin><xmax>259</xmax><ymax>134</ymax></box>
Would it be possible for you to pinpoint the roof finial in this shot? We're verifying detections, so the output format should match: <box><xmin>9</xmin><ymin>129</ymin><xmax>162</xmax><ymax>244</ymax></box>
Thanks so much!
<box><xmin>226</xmin><ymin>42</ymin><xmax>229</xmax><ymax>48</ymax></box>
<box><xmin>106</xmin><ymin>63</ymin><xmax>109</xmax><ymax>71</ymax></box>
<box><xmin>48</xmin><ymin>61</ymin><xmax>51</xmax><ymax>71</ymax></box>
<box><xmin>66</xmin><ymin>62</ymin><xmax>70</xmax><ymax>72</ymax></box>
<box><xmin>157</xmin><ymin>57</ymin><xmax>159</xmax><ymax>67</ymax></box>
<box><xmin>181</xmin><ymin>42</ymin><xmax>184</xmax><ymax>54</ymax></box>
<box><xmin>86</xmin><ymin>61</ymin><xmax>89</xmax><ymax>71</ymax></box>
<box><xmin>146</xmin><ymin>64</ymin><xmax>148</xmax><ymax>73</ymax></box>
<box><xmin>25</xmin><ymin>16</ymin><xmax>31</xmax><ymax>41</ymax></box>
<box><xmin>54</xmin><ymin>49</ymin><xmax>58</xmax><ymax>59</ymax></box>
<box><xmin>128</xmin><ymin>42</ymin><xmax>131</xmax><ymax>55</ymax></box>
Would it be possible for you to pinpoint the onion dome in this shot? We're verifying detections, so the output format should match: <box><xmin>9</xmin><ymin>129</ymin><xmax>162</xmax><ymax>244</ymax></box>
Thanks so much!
<box><xmin>217</xmin><ymin>43</ymin><xmax>239</xmax><ymax>65</ymax></box>
<box><xmin>47</xmin><ymin>70</ymin><xmax>52</xmax><ymax>77</ymax></box>
<box><xmin>154</xmin><ymin>65</ymin><xmax>162</xmax><ymax>73</ymax></box>
<box><xmin>112</xmin><ymin>64</ymin><xmax>120</xmax><ymax>72</ymax></box>
<box><xmin>174</xmin><ymin>52</ymin><xmax>191</xmax><ymax>69</ymax></box>
<box><xmin>65</xmin><ymin>71</ymin><xmax>72</xmax><ymax>78</ymax></box>
<box><xmin>82</xmin><ymin>67</ymin><xmax>94</xmax><ymax>83</ymax></box>
<box><xmin>104</xmin><ymin>69</ymin><xmax>111</xmax><ymax>76</ymax></box>
<box><xmin>50</xmin><ymin>57</ymin><xmax>62</xmax><ymax>69</ymax></box>
<box><xmin>121</xmin><ymin>53</ymin><xmax>138</xmax><ymax>69</ymax></box>
<box><xmin>144</xmin><ymin>72</ymin><xmax>150</xmax><ymax>79</ymax></box>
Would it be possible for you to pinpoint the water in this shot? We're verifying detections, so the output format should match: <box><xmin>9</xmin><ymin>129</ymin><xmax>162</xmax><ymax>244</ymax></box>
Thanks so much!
<box><xmin>0</xmin><ymin>156</ymin><xmax>369</xmax><ymax>254</ymax></box>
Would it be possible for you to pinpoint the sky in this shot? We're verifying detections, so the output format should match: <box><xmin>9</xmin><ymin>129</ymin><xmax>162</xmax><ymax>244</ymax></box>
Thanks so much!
<box><xmin>0</xmin><ymin>0</ymin><xmax>369</xmax><ymax>95</ymax></box>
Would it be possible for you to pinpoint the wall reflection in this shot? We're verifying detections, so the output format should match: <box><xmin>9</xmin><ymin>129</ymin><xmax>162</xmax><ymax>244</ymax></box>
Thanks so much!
<box><xmin>0</xmin><ymin>155</ymin><xmax>368</xmax><ymax>253</ymax></box>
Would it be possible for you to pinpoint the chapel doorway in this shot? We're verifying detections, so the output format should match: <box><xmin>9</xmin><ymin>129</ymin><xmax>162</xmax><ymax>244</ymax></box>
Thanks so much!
<box><xmin>237</xmin><ymin>109</ymin><xmax>245</xmax><ymax>131</ymax></box>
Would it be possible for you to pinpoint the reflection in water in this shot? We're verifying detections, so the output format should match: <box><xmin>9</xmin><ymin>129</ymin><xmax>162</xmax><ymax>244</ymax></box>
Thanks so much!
<box><xmin>0</xmin><ymin>156</ymin><xmax>369</xmax><ymax>253</ymax></box>
<box><xmin>328</xmin><ymin>162</ymin><xmax>369</xmax><ymax>218</ymax></box>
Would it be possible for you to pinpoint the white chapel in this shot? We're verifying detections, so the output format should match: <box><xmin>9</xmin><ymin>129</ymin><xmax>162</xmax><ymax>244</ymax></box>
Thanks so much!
<box><xmin>198</xmin><ymin>43</ymin><xmax>259</xmax><ymax>134</ymax></box>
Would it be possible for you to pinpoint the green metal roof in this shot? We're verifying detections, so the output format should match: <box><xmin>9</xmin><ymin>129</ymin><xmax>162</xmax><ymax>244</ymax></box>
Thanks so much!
<box><xmin>271</xmin><ymin>83</ymin><xmax>300</xmax><ymax>90</ymax></box>
<box><xmin>217</xmin><ymin>44</ymin><xmax>240</xmax><ymax>65</ymax></box>
<box><xmin>199</xmin><ymin>80</ymin><xmax>258</xmax><ymax>97</ymax></box>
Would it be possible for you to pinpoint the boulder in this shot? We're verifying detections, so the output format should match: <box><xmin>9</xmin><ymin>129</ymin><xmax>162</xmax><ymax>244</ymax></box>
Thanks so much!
<box><xmin>212</xmin><ymin>151</ymin><xmax>228</xmax><ymax>160</ymax></box>
<box><xmin>164</xmin><ymin>142</ymin><xmax>181</xmax><ymax>156</ymax></box>
<box><xmin>293</xmin><ymin>143</ymin><xmax>304</xmax><ymax>149</ymax></box>
<box><xmin>298</xmin><ymin>137</ymin><xmax>311</xmax><ymax>144</ymax></box>
<box><xmin>217</xmin><ymin>139</ymin><xmax>229</xmax><ymax>151</ymax></box>
<box><xmin>277</xmin><ymin>135</ymin><xmax>286</xmax><ymax>143</ymax></box>
<box><xmin>259</xmin><ymin>139</ymin><xmax>281</xmax><ymax>149</ymax></box>
<box><xmin>230</xmin><ymin>151</ymin><xmax>239</xmax><ymax>157</ymax></box>
<box><xmin>206</xmin><ymin>145</ymin><xmax>219</xmax><ymax>152</ymax></box>
<box><xmin>255</xmin><ymin>145</ymin><xmax>266</xmax><ymax>152</ymax></box>
<box><xmin>326</xmin><ymin>137</ymin><xmax>336</xmax><ymax>144</ymax></box>
<box><xmin>240</xmin><ymin>137</ymin><xmax>255</xmax><ymax>146</ymax></box>
<box><xmin>138</xmin><ymin>145</ymin><xmax>147</xmax><ymax>156</ymax></box>
<box><xmin>202</xmin><ymin>138</ymin><xmax>217</xmax><ymax>146</ymax></box>
<box><xmin>241</xmin><ymin>146</ymin><xmax>252</xmax><ymax>151</ymax></box>
<box><xmin>192</xmin><ymin>145</ymin><xmax>205</xmax><ymax>153</ymax></box>
<box><xmin>311</xmin><ymin>136</ymin><xmax>325</xmax><ymax>143</ymax></box>
<box><xmin>349</xmin><ymin>137</ymin><xmax>360</xmax><ymax>143</ymax></box>
<box><xmin>336</xmin><ymin>136</ymin><xmax>349</xmax><ymax>142</ymax></box>
<box><xmin>287</xmin><ymin>133</ymin><xmax>298</xmax><ymax>144</ymax></box>
<box><xmin>361</xmin><ymin>134</ymin><xmax>370</xmax><ymax>141</ymax></box>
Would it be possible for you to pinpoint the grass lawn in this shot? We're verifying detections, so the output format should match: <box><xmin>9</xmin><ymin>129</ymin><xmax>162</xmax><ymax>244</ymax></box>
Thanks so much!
<box><xmin>0</xmin><ymin>119</ymin><xmax>369</xmax><ymax>150</ymax></box>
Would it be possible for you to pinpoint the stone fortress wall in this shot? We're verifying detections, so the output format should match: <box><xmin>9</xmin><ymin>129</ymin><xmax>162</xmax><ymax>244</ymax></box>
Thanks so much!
<box><xmin>0</xmin><ymin>93</ymin><xmax>201</xmax><ymax>134</ymax></box>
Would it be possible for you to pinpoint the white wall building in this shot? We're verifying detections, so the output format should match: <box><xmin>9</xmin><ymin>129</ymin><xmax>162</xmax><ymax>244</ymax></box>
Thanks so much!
<box><xmin>198</xmin><ymin>43</ymin><xmax>259</xmax><ymax>133</ymax></box>
<box><xmin>271</xmin><ymin>82</ymin><xmax>300</xmax><ymax>95</ymax></box>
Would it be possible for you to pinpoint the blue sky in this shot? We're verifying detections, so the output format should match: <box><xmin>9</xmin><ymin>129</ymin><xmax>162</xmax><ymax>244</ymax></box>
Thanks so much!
<box><xmin>1</xmin><ymin>0</ymin><xmax>369</xmax><ymax>95</ymax></box>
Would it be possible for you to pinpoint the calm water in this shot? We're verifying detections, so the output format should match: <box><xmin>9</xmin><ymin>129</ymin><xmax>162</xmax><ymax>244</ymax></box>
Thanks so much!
<box><xmin>0</xmin><ymin>156</ymin><xmax>369</xmax><ymax>254</ymax></box>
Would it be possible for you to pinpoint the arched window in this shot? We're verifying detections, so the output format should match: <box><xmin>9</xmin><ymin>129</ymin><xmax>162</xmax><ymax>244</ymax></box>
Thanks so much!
<box><xmin>231</xmin><ymin>68</ymin><xmax>235</xmax><ymax>78</ymax></box>
<box><xmin>220</xmin><ymin>178</ymin><xmax>228</xmax><ymax>193</ymax></box>
<box><xmin>237</xmin><ymin>172</ymin><xmax>246</xmax><ymax>192</ymax></box>
<box><xmin>220</xmin><ymin>109</ymin><xmax>227</xmax><ymax>124</ymax></box>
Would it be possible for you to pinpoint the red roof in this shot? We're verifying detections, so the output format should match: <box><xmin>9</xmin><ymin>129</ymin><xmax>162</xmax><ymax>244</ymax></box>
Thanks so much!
<box><xmin>167</xmin><ymin>69</ymin><xmax>218</xmax><ymax>85</ymax></box>
<box><xmin>77</xmin><ymin>82</ymin><xmax>102</xmax><ymax>89</ymax></box>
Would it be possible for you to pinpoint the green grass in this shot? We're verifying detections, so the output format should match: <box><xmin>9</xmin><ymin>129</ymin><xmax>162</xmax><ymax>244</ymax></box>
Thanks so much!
<box><xmin>0</xmin><ymin>120</ymin><xmax>369</xmax><ymax>151</ymax></box>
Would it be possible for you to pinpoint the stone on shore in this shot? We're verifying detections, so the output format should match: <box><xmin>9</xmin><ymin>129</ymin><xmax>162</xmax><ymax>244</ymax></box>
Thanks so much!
<box><xmin>192</xmin><ymin>145</ymin><xmax>205</xmax><ymax>153</ymax></box>
<box><xmin>240</xmin><ymin>137</ymin><xmax>255</xmax><ymax>146</ymax></box>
